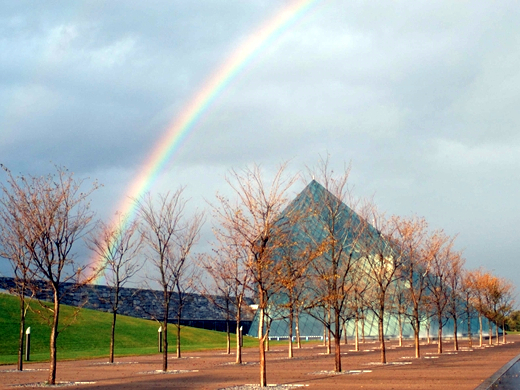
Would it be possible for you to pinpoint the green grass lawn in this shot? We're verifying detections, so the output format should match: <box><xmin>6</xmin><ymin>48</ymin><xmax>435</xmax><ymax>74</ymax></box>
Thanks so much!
<box><xmin>0</xmin><ymin>293</ymin><xmax>260</xmax><ymax>365</ymax></box>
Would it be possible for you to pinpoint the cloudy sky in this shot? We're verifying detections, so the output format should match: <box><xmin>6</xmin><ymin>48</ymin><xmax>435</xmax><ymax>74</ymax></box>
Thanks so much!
<box><xmin>1</xmin><ymin>1</ymin><xmax>519</xmax><ymax>289</ymax></box>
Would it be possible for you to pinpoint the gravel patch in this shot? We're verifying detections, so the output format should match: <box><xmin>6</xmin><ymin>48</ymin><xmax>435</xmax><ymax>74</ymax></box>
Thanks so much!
<box><xmin>139</xmin><ymin>369</ymin><xmax>199</xmax><ymax>375</ymax></box>
<box><xmin>271</xmin><ymin>356</ymin><xmax>305</xmax><ymax>361</ymax></box>
<box><xmin>12</xmin><ymin>381</ymin><xmax>96</xmax><ymax>387</ymax></box>
<box><xmin>0</xmin><ymin>369</ymin><xmax>47</xmax><ymax>373</ymax></box>
<box><xmin>90</xmin><ymin>361</ymin><xmax>139</xmax><ymax>366</ymax></box>
<box><xmin>308</xmin><ymin>369</ymin><xmax>372</xmax><ymax>376</ymax></box>
<box><xmin>221</xmin><ymin>361</ymin><xmax>259</xmax><ymax>366</ymax></box>
<box><xmin>219</xmin><ymin>385</ymin><xmax>306</xmax><ymax>389</ymax></box>
<box><xmin>168</xmin><ymin>356</ymin><xmax>200</xmax><ymax>360</ymax></box>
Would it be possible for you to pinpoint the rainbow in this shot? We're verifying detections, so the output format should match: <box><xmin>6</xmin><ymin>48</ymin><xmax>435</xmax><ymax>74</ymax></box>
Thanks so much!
<box><xmin>89</xmin><ymin>0</ymin><xmax>319</xmax><ymax>283</ymax></box>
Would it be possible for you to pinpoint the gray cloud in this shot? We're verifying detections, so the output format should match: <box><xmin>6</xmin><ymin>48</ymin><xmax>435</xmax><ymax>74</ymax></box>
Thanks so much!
<box><xmin>0</xmin><ymin>0</ymin><xmax>519</xmax><ymax>287</ymax></box>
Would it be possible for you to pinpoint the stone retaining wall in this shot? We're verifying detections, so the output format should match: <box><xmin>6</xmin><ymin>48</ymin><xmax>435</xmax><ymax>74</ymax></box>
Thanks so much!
<box><xmin>0</xmin><ymin>277</ymin><xmax>254</xmax><ymax>333</ymax></box>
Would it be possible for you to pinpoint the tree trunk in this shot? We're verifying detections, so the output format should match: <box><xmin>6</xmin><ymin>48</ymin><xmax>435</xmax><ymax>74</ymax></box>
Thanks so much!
<box><xmin>288</xmin><ymin>306</ymin><xmax>293</xmax><ymax>358</ymax></box>
<box><xmin>327</xmin><ymin>327</ymin><xmax>331</xmax><ymax>354</ymax></box>
<box><xmin>236</xmin><ymin>319</ymin><xmax>242</xmax><ymax>364</ymax></box>
<box><xmin>259</xmin><ymin>307</ymin><xmax>267</xmax><ymax>387</ymax></box>
<box><xmin>295</xmin><ymin>314</ymin><xmax>301</xmax><ymax>349</ymax></box>
<box><xmin>175</xmin><ymin>288</ymin><xmax>183</xmax><ymax>358</ymax></box>
<box><xmin>162</xmin><ymin>319</ymin><xmax>168</xmax><ymax>371</ymax></box>
<box><xmin>453</xmin><ymin>315</ymin><xmax>458</xmax><ymax>351</ymax></box>
<box><xmin>437</xmin><ymin>315</ymin><xmax>443</xmax><ymax>354</ymax></box>
<box><xmin>426</xmin><ymin>321</ymin><xmax>431</xmax><ymax>345</ymax></box>
<box><xmin>176</xmin><ymin>322</ymin><xmax>181</xmax><ymax>358</ymax></box>
<box><xmin>162</xmin><ymin>287</ymin><xmax>169</xmax><ymax>372</ymax></box>
<box><xmin>503</xmin><ymin>319</ymin><xmax>507</xmax><ymax>344</ymax></box>
<box><xmin>226</xmin><ymin>297</ymin><xmax>231</xmax><ymax>355</ymax></box>
<box><xmin>355</xmin><ymin>314</ymin><xmax>359</xmax><ymax>352</ymax></box>
<box><xmin>343</xmin><ymin>321</ymin><xmax>348</xmax><ymax>345</ymax></box>
<box><xmin>18</xmin><ymin>295</ymin><xmax>25</xmax><ymax>371</ymax></box>
<box><xmin>48</xmin><ymin>290</ymin><xmax>60</xmax><ymax>385</ymax></box>
<box><xmin>414</xmin><ymin>316</ymin><xmax>421</xmax><ymax>358</ymax></box>
<box><xmin>110</xmin><ymin>310</ymin><xmax>117</xmax><ymax>363</ymax></box>
<box><xmin>325</xmin><ymin>308</ymin><xmax>331</xmax><ymax>354</ymax></box>
<box><xmin>495</xmin><ymin>321</ymin><xmax>499</xmax><ymax>345</ymax></box>
<box><xmin>110</xmin><ymin>286</ymin><xmax>119</xmax><ymax>364</ymax></box>
<box><xmin>479</xmin><ymin>314</ymin><xmax>483</xmax><ymax>347</ymax></box>
<box><xmin>398</xmin><ymin>312</ymin><xmax>403</xmax><ymax>347</ymax></box>
<box><xmin>488</xmin><ymin>319</ymin><xmax>492</xmax><ymax>345</ymax></box>
<box><xmin>323</xmin><ymin>324</ymin><xmax>326</xmax><ymax>348</ymax></box>
<box><xmin>226</xmin><ymin>320</ymin><xmax>230</xmax><ymax>355</ymax></box>
<box><xmin>334</xmin><ymin>309</ymin><xmax>342</xmax><ymax>372</ymax></box>
<box><xmin>361</xmin><ymin>314</ymin><xmax>366</xmax><ymax>343</ymax></box>
<box><xmin>379</xmin><ymin>314</ymin><xmax>386</xmax><ymax>364</ymax></box>
<box><xmin>467</xmin><ymin>308</ymin><xmax>472</xmax><ymax>348</ymax></box>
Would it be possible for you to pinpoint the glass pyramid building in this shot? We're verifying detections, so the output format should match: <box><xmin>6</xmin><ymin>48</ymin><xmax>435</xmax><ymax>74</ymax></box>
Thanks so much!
<box><xmin>248</xmin><ymin>180</ymin><xmax>495</xmax><ymax>340</ymax></box>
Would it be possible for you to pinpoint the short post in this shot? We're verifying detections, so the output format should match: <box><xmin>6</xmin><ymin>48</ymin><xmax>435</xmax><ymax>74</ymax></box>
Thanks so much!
<box><xmin>239</xmin><ymin>326</ymin><xmax>243</xmax><ymax>347</ymax></box>
<box><xmin>25</xmin><ymin>327</ymin><xmax>31</xmax><ymax>361</ymax></box>
<box><xmin>158</xmin><ymin>326</ymin><xmax>162</xmax><ymax>353</ymax></box>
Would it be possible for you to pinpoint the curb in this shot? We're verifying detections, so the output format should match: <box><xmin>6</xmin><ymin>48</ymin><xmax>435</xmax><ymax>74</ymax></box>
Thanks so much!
<box><xmin>475</xmin><ymin>351</ymin><xmax>520</xmax><ymax>390</ymax></box>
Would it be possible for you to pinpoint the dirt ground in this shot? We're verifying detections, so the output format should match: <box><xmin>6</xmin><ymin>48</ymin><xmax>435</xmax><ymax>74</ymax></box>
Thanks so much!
<box><xmin>2</xmin><ymin>335</ymin><xmax>520</xmax><ymax>389</ymax></box>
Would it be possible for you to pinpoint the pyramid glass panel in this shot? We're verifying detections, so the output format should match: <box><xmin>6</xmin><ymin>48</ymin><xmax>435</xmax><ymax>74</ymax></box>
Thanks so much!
<box><xmin>248</xmin><ymin>181</ymin><xmax>495</xmax><ymax>341</ymax></box>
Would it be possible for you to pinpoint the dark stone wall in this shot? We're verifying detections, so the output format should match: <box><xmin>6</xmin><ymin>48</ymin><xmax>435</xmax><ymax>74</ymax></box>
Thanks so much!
<box><xmin>0</xmin><ymin>277</ymin><xmax>253</xmax><ymax>333</ymax></box>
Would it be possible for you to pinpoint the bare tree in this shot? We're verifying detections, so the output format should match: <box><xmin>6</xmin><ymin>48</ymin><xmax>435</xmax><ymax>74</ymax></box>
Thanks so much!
<box><xmin>213</xmin><ymin>163</ymin><xmax>297</xmax><ymax>386</ymax></box>
<box><xmin>392</xmin><ymin>275</ymin><xmax>408</xmax><ymax>347</ymax></box>
<box><xmin>347</xmin><ymin>267</ymin><xmax>370</xmax><ymax>352</ymax></box>
<box><xmin>197</xmin><ymin>264</ymin><xmax>232</xmax><ymax>355</ymax></box>
<box><xmin>460</xmin><ymin>269</ymin><xmax>476</xmax><ymax>347</ymax></box>
<box><xmin>0</xmin><ymin>187</ymin><xmax>37</xmax><ymax>371</ymax></box>
<box><xmin>360</xmin><ymin>206</ymin><xmax>403</xmax><ymax>364</ymax></box>
<box><xmin>303</xmin><ymin>160</ymin><xmax>367</xmax><ymax>373</ymax></box>
<box><xmin>420</xmin><ymin>294</ymin><xmax>436</xmax><ymax>345</ymax></box>
<box><xmin>173</xmin><ymin>257</ymin><xmax>200</xmax><ymax>359</ymax></box>
<box><xmin>276</xmin><ymin>237</ymin><xmax>312</xmax><ymax>358</ymax></box>
<box><xmin>0</xmin><ymin>165</ymin><xmax>98</xmax><ymax>384</ymax></box>
<box><xmin>200</xmin><ymin>218</ymin><xmax>253</xmax><ymax>364</ymax></box>
<box><xmin>137</xmin><ymin>190</ymin><xmax>204</xmax><ymax>371</ymax></box>
<box><xmin>471</xmin><ymin>269</ymin><xmax>503</xmax><ymax>345</ymax></box>
<box><xmin>87</xmin><ymin>213</ymin><xmax>143</xmax><ymax>363</ymax></box>
<box><xmin>446</xmin><ymin>252</ymin><xmax>465</xmax><ymax>351</ymax></box>
<box><xmin>426</xmin><ymin>232</ymin><xmax>457</xmax><ymax>354</ymax></box>
<box><xmin>393</xmin><ymin>216</ymin><xmax>431</xmax><ymax>358</ymax></box>
<box><xmin>482</xmin><ymin>273</ymin><xmax>515</xmax><ymax>345</ymax></box>
<box><xmin>469</xmin><ymin>268</ymin><xmax>489</xmax><ymax>346</ymax></box>
<box><xmin>495</xmin><ymin>279</ymin><xmax>515</xmax><ymax>344</ymax></box>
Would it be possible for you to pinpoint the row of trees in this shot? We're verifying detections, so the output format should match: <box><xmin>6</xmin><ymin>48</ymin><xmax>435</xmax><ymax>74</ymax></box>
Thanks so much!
<box><xmin>0</xmin><ymin>166</ymin><xmax>99</xmax><ymax>383</ymax></box>
<box><xmin>0</xmin><ymin>162</ymin><xmax>516</xmax><ymax>388</ymax></box>
<box><xmin>0</xmin><ymin>166</ymin><xmax>203</xmax><ymax>383</ymax></box>
<box><xmin>202</xmin><ymin>159</ymin><xmax>515</xmax><ymax>386</ymax></box>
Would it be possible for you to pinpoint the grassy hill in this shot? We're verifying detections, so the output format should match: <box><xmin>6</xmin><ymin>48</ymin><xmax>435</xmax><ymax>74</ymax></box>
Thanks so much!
<box><xmin>0</xmin><ymin>293</ymin><xmax>258</xmax><ymax>365</ymax></box>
